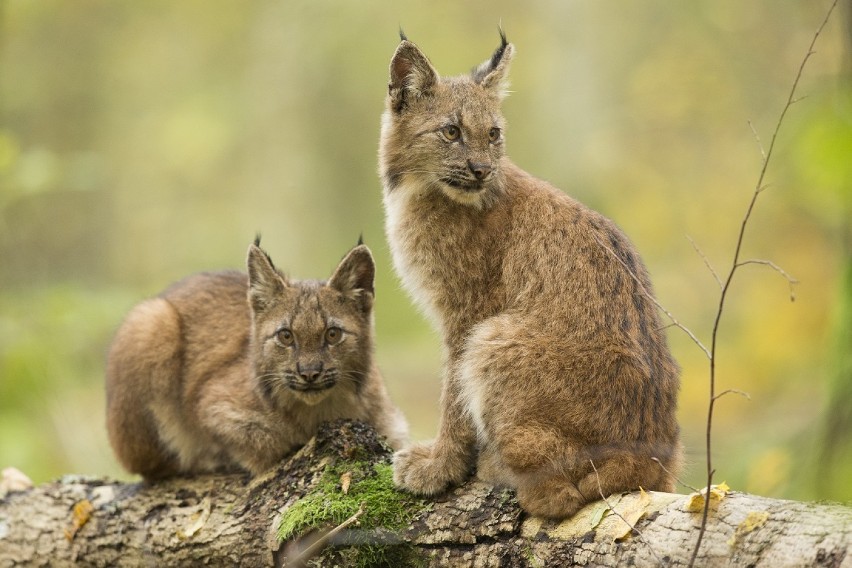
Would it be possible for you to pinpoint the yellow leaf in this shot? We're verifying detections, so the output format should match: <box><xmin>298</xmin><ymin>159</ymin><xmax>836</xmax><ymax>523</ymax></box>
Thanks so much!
<box><xmin>728</xmin><ymin>510</ymin><xmax>769</xmax><ymax>546</ymax></box>
<box><xmin>613</xmin><ymin>487</ymin><xmax>652</xmax><ymax>539</ymax></box>
<box><xmin>584</xmin><ymin>490</ymin><xmax>653</xmax><ymax>541</ymax></box>
<box><xmin>684</xmin><ymin>482</ymin><xmax>730</xmax><ymax>513</ymax></box>
<box><xmin>64</xmin><ymin>499</ymin><xmax>94</xmax><ymax>541</ymax></box>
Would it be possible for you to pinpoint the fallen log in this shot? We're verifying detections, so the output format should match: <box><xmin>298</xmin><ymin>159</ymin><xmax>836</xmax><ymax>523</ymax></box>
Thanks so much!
<box><xmin>0</xmin><ymin>420</ymin><xmax>849</xmax><ymax>567</ymax></box>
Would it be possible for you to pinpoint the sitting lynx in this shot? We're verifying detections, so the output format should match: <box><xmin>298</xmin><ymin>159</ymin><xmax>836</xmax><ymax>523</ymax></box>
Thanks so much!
<box><xmin>106</xmin><ymin>240</ymin><xmax>408</xmax><ymax>480</ymax></box>
<box><xmin>380</xmin><ymin>32</ymin><xmax>681</xmax><ymax>518</ymax></box>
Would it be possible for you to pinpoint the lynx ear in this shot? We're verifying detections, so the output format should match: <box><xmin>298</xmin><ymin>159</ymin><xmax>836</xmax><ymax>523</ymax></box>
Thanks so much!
<box><xmin>471</xmin><ymin>29</ymin><xmax>514</xmax><ymax>98</ymax></box>
<box><xmin>247</xmin><ymin>240</ymin><xmax>287</xmax><ymax>313</ymax></box>
<box><xmin>388</xmin><ymin>39</ymin><xmax>439</xmax><ymax>112</ymax></box>
<box><xmin>328</xmin><ymin>244</ymin><xmax>375</xmax><ymax>312</ymax></box>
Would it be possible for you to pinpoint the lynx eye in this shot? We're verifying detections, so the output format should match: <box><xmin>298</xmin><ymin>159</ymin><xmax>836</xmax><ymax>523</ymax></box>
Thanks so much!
<box><xmin>276</xmin><ymin>328</ymin><xmax>295</xmax><ymax>347</ymax></box>
<box><xmin>324</xmin><ymin>327</ymin><xmax>343</xmax><ymax>345</ymax></box>
<box><xmin>488</xmin><ymin>127</ymin><xmax>501</xmax><ymax>143</ymax></box>
<box><xmin>441</xmin><ymin>124</ymin><xmax>461</xmax><ymax>141</ymax></box>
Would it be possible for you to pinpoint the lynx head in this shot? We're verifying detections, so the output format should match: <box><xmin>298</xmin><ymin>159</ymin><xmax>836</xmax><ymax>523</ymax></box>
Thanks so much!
<box><xmin>246</xmin><ymin>240</ymin><xmax>375</xmax><ymax>407</ymax></box>
<box><xmin>380</xmin><ymin>31</ymin><xmax>514</xmax><ymax>209</ymax></box>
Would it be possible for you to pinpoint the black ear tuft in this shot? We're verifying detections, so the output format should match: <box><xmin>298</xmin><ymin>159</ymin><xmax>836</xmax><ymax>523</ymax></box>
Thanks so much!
<box><xmin>254</xmin><ymin>233</ymin><xmax>262</xmax><ymax>247</ymax></box>
<box><xmin>492</xmin><ymin>26</ymin><xmax>509</xmax><ymax>67</ymax></box>
<box><xmin>470</xmin><ymin>30</ymin><xmax>515</xmax><ymax>98</ymax></box>
<box><xmin>399</xmin><ymin>27</ymin><xmax>408</xmax><ymax>42</ymax></box>
<box><xmin>357</xmin><ymin>233</ymin><xmax>364</xmax><ymax>246</ymax></box>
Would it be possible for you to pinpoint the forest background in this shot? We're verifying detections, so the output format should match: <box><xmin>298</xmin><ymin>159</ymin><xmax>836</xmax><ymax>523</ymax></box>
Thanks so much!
<box><xmin>1</xmin><ymin>0</ymin><xmax>849</xmax><ymax>504</ymax></box>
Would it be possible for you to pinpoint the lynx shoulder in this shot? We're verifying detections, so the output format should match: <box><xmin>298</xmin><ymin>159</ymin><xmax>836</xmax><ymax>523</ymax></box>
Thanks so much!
<box><xmin>106</xmin><ymin>241</ymin><xmax>408</xmax><ymax>480</ymax></box>
<box><xmin>380</xmin><ymin>32</ymin><xmax>681</xmax><ymax>519</ymax></box>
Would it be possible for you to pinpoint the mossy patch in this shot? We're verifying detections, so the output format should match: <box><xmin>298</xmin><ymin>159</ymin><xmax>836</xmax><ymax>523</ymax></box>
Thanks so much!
<box><xmin>277</xmin><ymin>460</ymin><xmax>428</xmax><ymax>567</ymax></box>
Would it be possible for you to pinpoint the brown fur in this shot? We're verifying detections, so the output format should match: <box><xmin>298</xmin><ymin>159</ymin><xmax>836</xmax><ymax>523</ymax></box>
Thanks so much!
<box><xmin>105</xmin><ymin>242</ymin><xmax>408</xmax><ymax>480</ymax></box>
<box><xmin>380</xmin><ymin>35</ymin><xmax>681</xmax><ymax>519</ymax></box>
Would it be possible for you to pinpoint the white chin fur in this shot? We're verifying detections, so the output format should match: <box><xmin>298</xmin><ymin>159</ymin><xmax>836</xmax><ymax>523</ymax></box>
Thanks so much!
<box><xmin>439</xmin><ymin>185</ymin><xmax>487</xmax><ymax>208</ymax></box>
<box><xmin>291</xmin><ymin>389</ymin><xmax>333</xmax><ymax>406</ymax></box>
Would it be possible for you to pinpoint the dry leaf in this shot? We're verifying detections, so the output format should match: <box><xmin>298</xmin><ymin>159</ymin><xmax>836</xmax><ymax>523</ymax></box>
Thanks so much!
<box><xmin>684</xmin><ymin>482</ymin><xmax>730</xmax><ymax>513</ymax></box>
<box><xmin>340</xmin><ymin>471</ymin><xmax>352</xmax><ymax>495</ymax></box>
<box><xmin>613</xmin><ymin>487</ymin><xmax>652</xmax><ymax>540</ymax></box>
<box><xmin>728</xmin><ymin>510</ymin><xmax>769</xmax><ymax>546</ymax></box>
<box><xmin>177</xmin><ymin>497</ymin><xmax>212</xmax><ymax>540</ymax></box>
<box><xmin>64</xmin><ymin>499</ymin><xmax>94</xmax><ymax>541</ymax></box>
<box><xmin>588</xmin><ymin>490</ymin><xmax>652</xmax><ymax>542</ymax></box>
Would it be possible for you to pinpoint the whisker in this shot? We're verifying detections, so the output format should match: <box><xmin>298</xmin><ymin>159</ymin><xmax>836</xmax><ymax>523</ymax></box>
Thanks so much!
<box><xmin>254</xmin><ymin>373</ymin><xmax>281</xmax><ymax>385</ymax></box>
<box><xmin>341</xmin><ymin>369</ymin><xmax>370</xmax><ymax>385</ymax></box>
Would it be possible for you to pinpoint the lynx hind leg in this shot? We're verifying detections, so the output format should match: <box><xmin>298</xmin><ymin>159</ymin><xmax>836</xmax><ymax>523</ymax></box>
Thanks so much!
<box><xmin>459</xmin><ymin>316</ymin><xmax>591</xmax><ymax>518</ymax></box>
<box><xmin>106</xmin><ymin>298</ymin><xmax>183</xmax><ymax>479</ymax></box>
<box><xmin>476</xmin><ymin>435</ymin><xmax>588</xmax><ymax>520</ymax></box>
<box><xmin>501</xmin><ymin>428</ymin><xmax>592</xmax><ymax>519</ymax></box>
<box><xmin>576</xmin><ymin>449</ymin><xmax>674</xmax><ymax>502</ymax></box>
<box><xmin>478</xmin><ymin>423</ymin><xmax>591</xmax><ymax>519</ymax></box>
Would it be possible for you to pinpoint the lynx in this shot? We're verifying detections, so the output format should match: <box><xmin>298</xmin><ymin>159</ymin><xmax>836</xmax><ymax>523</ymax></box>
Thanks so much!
<box><xmin>106</xmin><ymin>240</ymin><xmax>408</xmax><ymax>480</ymax></box>
<box><xmin>380</xmin><ymin>32</ymin><xmax>681</xmax><ymax>518</ymax></box>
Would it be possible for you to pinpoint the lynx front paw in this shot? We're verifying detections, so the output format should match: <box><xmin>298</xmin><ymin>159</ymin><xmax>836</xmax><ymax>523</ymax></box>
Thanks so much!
<box><xmin>392</xmin><ymin>441</ymin><xmax>466</xmax><ymax>496</ymax></box>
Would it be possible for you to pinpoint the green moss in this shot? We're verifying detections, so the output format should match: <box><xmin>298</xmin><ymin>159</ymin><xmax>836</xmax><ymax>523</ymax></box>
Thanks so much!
<box><xmin>277</xmin><ymin>461</ymin><xmax>428</xmax><ymax>567</ymax></box>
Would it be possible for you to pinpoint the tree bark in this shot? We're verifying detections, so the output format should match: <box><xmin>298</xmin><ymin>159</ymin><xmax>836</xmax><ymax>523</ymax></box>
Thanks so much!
<box><xmin>0</xmin><ymin>421</ymin><xmax>849</xmax><ymax>567</ymax></box>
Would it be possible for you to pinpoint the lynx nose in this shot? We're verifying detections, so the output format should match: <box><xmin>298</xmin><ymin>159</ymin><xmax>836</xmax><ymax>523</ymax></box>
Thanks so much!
<box><xmin>467</xmin><ymin>160</ymin><xmax>492</xmax><ymax>181</ymax></box>
<box><xmin>297</xmin><ymin>362</ymin><xmax>323</xmax><ymax>383</ymax></box>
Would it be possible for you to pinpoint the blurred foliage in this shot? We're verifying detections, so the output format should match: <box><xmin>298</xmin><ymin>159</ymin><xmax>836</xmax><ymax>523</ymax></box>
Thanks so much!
<box><xmin>0</xmin><ymin>0</ymin><xmax>849</xmax><ymax>502</ymax></box>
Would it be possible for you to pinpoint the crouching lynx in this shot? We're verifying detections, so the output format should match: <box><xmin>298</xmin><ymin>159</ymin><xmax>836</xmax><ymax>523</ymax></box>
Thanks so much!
<box><xmin>380</xmin><ymin>33</ymin><xmax>681</xmax><ymax>518</ymax></box>
<box><xmin>106</xmin><ymin>240</ymin><xmax>408</xmax><ymax>480</ymax></box>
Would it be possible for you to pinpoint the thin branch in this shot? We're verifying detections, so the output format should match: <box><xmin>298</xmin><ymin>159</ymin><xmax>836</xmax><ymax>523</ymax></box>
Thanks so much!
<box><xmin>594</xmin><ymin>236</ymin><xmax>711</xmax><ymax>360</ymax></box>
<box><xmin>686</xmin><ymin>235</ymin><xmax>723</xmax><ymax>289</ymax></box>
<box><xmin>736</xmin><ymin>259</ymin><xmax>798</xmax><ymax>301</ymax></box>
<box><xmin>287</xmin><ymin>502</ymin><xmax>367</xmax><ymax>567</ymax></box>
<box><xmin>589</xmin><ymin>460</ymin><xmax>666</xmax><ymax>567</ymax></box>
<box><xmin>712</xmin><ymin>389</ymin><xmax>751</xmax><ymax>403</ymax></box>
<box><xmin>688</xmin><ymin>2</ymin><xmax>839</xmax><ymax>566</ymax></box>
<box><xmin>651</xmin><ymin>457</ymin><xmax>700</xmax><ymax>494</ymax></box>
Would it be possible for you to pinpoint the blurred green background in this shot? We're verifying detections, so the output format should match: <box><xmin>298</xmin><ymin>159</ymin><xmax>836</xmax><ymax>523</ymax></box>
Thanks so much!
<box><xmin>1</xmin><ymin>0</ymin><xmax>849</xmax><ymax>503</ymax></box>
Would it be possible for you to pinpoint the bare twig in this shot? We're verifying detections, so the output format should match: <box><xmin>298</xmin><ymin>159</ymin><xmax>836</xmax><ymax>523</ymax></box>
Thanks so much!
<box><xmin>287</xmin><ymin>502</ymin><xmax>366</xmax><ymax>567</ymax></box>
<box><xmin>688</xmin><ymin>2</ymin><xmax>839</xmax><ymax>566</ymax></box>
<box><xmin>712</xmin><ymin>389</ymin><xmax>752</xmax><ymax>403</ymax></box>
<box><xmin>651</xmin><ymin>457</ymin><xmax>701</xmax><ymax>493</ymax></box>
<box><xmin>736</xmin><ymin>259</ymin><xmax>798</xmax><ymax>301</ymax></box>
<box><xmin>589</xmin><ymin>460</ymin><xmax>667</xmax><ymax>567</ymax></box>
<box><xmin>687</xmin><ymin>236</ymin><xmax>723</xmax><ymax>289</ymax></box>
